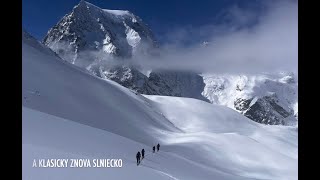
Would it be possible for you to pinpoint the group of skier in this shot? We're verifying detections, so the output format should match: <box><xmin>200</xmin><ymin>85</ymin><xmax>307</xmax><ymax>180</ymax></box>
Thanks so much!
<box><xmin>136</xmin><ymin>143</ymin><xmax>160</xmax><ymax>165</ymax></box>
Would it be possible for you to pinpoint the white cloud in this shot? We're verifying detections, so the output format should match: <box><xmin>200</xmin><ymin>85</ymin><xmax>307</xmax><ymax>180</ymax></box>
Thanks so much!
<box><xmin>130</xmin><ymin>0</ymin><xmax>297</xmax><ymax>74</ymax></box>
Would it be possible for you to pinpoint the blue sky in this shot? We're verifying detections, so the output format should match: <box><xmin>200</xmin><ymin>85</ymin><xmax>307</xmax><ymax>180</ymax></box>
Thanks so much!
<box><xmin>22</xmin><ymin>0</ymin><xmax>263</xmax><ymax>42</ymax></box>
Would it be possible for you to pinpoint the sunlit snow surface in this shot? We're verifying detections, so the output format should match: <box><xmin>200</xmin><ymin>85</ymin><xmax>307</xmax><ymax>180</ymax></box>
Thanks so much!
<box><xmin>23</xmin><ymin>31</ymin><xmax>297</xmax><ymax>180</ymax></box>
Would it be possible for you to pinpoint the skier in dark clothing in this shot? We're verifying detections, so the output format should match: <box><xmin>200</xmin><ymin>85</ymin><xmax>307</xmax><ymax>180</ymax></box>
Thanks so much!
<box><xmin>153</xmin><ymin>146</ymin><xmax>155</xmax><ymax>153</ymax></box>
<box><xmin>157</xmin><ymin>143</ymin><xmax>160</xmax><ymax>151</ymax></box>
<box><xmin>141</xmin><ymin>149</ymin><xmax>145</xmax><ymax>159</ymax></box>
<box><xmin>136</xmin><ymin>151</ymin><xmax>141</xmax><ymax>165</ymax></box>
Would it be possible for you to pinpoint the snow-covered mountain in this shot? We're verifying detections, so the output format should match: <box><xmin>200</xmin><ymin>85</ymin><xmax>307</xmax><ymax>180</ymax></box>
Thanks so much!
<box><xmin>43</xmin><ymin>0</ymin><xmax>205</xmax><ymax>101</ymax></box>
<box><xmin>202</xmin><ymin>73</ymin><xmax>298</xmax><ymax>126</ymax></box>
<box><xmin>43</xmin><ymin>0</ymin><xmax>156</xmax><ymax>63</ymax></box>
<box><xmin>41</xmin><ymin>1</ymin><xmax>298</xmax><ymax>127</ymax></box>
<box><xmin>23</xmin><ymin>29</ymin><xmax>297</xmax><ymax>180</ymax></box>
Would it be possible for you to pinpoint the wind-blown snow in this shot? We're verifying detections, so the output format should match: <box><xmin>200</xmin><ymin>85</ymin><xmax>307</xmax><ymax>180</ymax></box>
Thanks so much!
<box><xmin>103</xmin><ymin>9</ymin><xmax>131</xmax><ymax>16</ymax></box>
<box><xmin>23</xmin><ymin>30</ymin><xmax>297</xmax><ymax>180</ymax></box>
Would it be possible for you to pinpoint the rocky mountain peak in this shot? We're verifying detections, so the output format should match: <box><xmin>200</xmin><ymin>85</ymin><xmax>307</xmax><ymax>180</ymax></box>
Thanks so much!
<box><xmin>43</xmin><ymin>0</ymin><xmax>156</xmax><ymax>66</ymax></box>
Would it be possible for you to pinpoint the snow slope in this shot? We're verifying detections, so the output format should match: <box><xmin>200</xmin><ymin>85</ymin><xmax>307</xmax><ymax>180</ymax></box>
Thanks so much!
<box><xmin>145</xmin><ymin>96</ymin><xmax>297</xmax><ymax>179</ymax></box>
<box><xmin>23</xmin><ymin>30</ymin><xmax>179</xmax><ymax>145</ymax></box>
<box><xmin>23</xmin><ymin>30</ymin><xmax>297</xmax><ymax>180</ymax></box>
